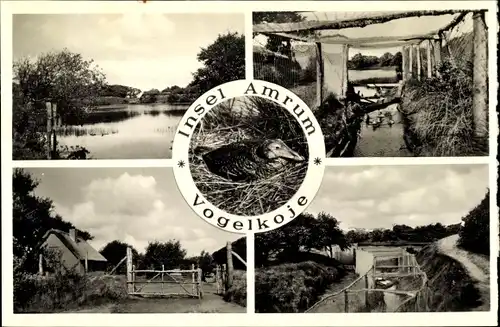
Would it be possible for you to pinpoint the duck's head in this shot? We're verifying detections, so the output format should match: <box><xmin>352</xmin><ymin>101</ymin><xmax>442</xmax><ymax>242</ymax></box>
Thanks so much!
<box><xmin>258</xmin><ymin>139</ymin><xmax>305</xmax><ymax>162</ymax></box>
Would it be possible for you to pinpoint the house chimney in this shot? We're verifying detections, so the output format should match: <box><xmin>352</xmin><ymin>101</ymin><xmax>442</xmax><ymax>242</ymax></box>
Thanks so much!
<box><xmin>69</xmin><ymin>228</ymin><xmax>77</xmax><ymax>242</ymax></box>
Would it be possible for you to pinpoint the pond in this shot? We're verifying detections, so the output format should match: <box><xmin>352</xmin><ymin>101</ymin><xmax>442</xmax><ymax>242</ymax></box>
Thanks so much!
<box><xmin>57</xmin><ymin>103</ymin><xmax>186</xmax><ymax>159</ymax></box>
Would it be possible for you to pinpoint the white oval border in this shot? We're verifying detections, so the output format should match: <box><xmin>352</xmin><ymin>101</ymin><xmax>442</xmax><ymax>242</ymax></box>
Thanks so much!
<box><xmin>172</xmin><ymin>79</ymin><xmax>325</xmax><ymax>234</ymax></box>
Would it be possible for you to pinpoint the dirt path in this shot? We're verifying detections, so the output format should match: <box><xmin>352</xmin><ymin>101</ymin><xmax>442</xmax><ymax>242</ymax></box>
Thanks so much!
<box><xmin>66</xmin><ymin>283</ymin><xmax>245</xmax><ymax>313</ymax></box>
<box><xmin>437</xmin><ymin>234</ymin><xmax>490</xmax><ymax>310</ymax></box>
<box><xmin>353</xmin><ymin>105</ymin><xmax>413</xmax><ymax>157</ymax></box>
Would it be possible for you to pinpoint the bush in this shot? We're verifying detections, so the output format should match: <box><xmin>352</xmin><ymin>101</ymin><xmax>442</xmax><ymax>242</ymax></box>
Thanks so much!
<box><xmin>255</xmin><ymin>261</ymin><xmax>341</xmax><ymax>313</ymax></box>
<box><xmin>14</xmin><ymin>256</ymin><xmax>127</xmax><ymax>313</ymax></box>
<box><xmin>223</xmin><ymin>270</ymin><xmax>246</xmax><ymax>307</ymax></box>
<box><xmin>458</xmin><ymin>191</ymin><xmax>490</xmax><ymax>255</ymax></box>
<box><xmin>400</xmin><ymin>59</ymin><xmax>488</xmax><ymax>156</ymax></box>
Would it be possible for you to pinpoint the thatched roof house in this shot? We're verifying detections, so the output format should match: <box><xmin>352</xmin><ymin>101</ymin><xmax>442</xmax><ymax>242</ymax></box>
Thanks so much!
<box><xmin>40</xmin><ymin>228</ymin><xmax>107</xmax><ymax>274</ymax></box>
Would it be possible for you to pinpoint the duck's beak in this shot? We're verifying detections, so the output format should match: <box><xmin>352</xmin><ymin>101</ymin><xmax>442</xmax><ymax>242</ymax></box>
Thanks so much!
<box><xmin>276</xmin><ymin>145</ymin><xmax>305</xmax><ymax>162</ymax></box>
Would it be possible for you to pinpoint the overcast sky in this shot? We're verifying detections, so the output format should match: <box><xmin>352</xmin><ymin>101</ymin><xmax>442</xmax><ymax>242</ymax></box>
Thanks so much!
<box><xmin>306</xmin><ymin>164</ymin><xmax>489</xmax><ymax>231</ymax></box>
<box><xmin>13</xmin><ymin>14</ymin><xmax>244</xmax><ymax>92</ymax></box>
<box><xmin>24</xmin><ymin>168</ymin><xmax>241</xmax><ymax>256</ymax></box>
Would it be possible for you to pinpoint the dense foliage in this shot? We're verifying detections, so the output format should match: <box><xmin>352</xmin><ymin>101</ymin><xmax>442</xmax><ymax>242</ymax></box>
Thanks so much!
<box><xmin>255</xmin><ymin>261</ymin><xmax>343</xmax><ymax>313</ymax></box>
<box><xmin>13</xmin><ymin>169</ymin><xmax>93</xmax><ymax>272</ymax></box>
<box><xmin>458</xmin><ymin>191</ymin><xmax>490</xmax><ymax>255</ymax></box>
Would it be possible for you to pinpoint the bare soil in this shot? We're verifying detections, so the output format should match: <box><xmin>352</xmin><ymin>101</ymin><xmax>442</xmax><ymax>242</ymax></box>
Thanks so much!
<box><xmin>66</xmin><ymin>282</ymin><xmax>245</xmax><ymax>313</ymax></box>
<box><xmin>437</xmin><ymin>234</ymin><xmax>490</xmax><ymax>311</ymax></box>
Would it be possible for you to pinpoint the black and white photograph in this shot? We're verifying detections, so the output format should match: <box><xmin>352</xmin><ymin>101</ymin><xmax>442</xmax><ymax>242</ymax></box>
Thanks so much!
<box><xmin>12</xmin><ymin>13</ymin><xmax>245</xmax><ymax>160</ymax></box>
<box><xmin>253</xmin><ymin>10</ymin><xmax>489</xmax><ymax>157</ymax></box>
<box><xmin>254</xmin><ymin>164</ymin><xmax>490</xmax><ymax>313</ymax></box>
<box><xmin>189</xmin><ymin>96</ymin><xmax>308</xmax><ymax>216</ymax></box>
<box><xmin>12</xmin><ymin>168</ymin><xmax>247</xmax><ymax>313</ymax></box>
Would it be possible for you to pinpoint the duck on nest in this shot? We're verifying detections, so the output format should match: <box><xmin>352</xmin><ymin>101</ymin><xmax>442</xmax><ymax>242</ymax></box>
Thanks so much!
<box><xmin>195</xmin><ymin>139</ymin><xmax>305</xmax><ymax>182</ymax></box>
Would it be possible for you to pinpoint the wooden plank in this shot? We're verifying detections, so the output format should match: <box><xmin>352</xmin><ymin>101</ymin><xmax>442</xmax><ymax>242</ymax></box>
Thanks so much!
<box><xmin>231</xmin><ymin>250</ymin><xmax>247</xmax><ymax>267</ymax></box>
<box><xmin>132</xmin><ymin>269</ymin><xmax>198</xmax><ymax>273</ymax></box>
<box><xmin>109</xmin><ymin>256</ymin><xmax>127</xmax><ymax>275</ymax></box>
<box><xmin>409</xmin><ymin>45</ymin><xmax>413</xmax><ymax>77</ymax></box>
<box><xmin>126</xmin><ymin>247</ymin><xmax>133</xmax><ymax>293</ymax></box>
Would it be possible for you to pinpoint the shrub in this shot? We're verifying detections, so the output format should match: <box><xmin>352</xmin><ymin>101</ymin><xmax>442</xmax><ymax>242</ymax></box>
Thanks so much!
<box><xmin>458</xmin><ymin>191</ymin><xmax>490</xmax><ymax>255</ymax></box>
<box><xmin>255</xmin><ymin>261</ymin><xmax>341</xmax><ymax>313</ymax></box>
<box><xmin>400</xmin><ymin>59</ymin><xmax>488</xmax><ymax>156</ymax></box>
<box><xmin>223</xmin><ymin>270</ymin><xmax>246</xmax><ymax>307</ymax></box>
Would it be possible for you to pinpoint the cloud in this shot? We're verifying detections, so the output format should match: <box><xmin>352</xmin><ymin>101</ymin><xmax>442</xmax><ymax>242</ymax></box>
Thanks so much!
<box><xmin>53</xmin><ymin>172</ymin><xmax>227</xmax><ymax>255</ymax></box>
<box><xmin>307</xmin><ymin>165</ymin><xmax>489</xmax><ymax>230</ymax></box>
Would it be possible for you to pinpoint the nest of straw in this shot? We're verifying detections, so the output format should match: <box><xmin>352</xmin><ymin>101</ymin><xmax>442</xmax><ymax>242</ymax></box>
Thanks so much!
<box><xmin>189</xmin><ymin>97</ymin><xmax>308</xmax><ymax>216</ymax></box>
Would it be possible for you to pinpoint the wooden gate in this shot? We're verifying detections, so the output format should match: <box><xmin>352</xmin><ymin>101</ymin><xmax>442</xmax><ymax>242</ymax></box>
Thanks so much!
<box><xmin>126</xmin><ymin>247</ymin><xmax>203</xmax><ymax>298</ymax></box>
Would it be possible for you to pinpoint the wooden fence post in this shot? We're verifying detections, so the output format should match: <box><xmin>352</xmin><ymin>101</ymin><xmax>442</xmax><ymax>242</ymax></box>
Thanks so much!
<box><xmin>316</xmin><ymin>42</ymin><xmax>324</xmax><ymax>107</ymax></box>
<box><xmin>402</xmin><ymin>46</ymin><xmax>407</xmax><ymax>81</ymax></box>
<box><xmin>226</xmin><ymin>242</ymin><xmax>234</xmax><ymax>290</ymax></box>
<box><xmin>45</xmin><ymin>102</ymin><xmax>52</xmax><ymax>159</ymax></box>
<box><xmin>161</xmin><ymin>264</ymin><xmax>164</xmax><ymax>293</ymax></box>
<box><xmin>409</xmin><ymin>45</ymin><xmax>413</xmax><ymax>78</ymax></box>
<box><xmin>51</xmin><ymin>103</ymin><xmax>57</xmax><ymax>157</ymax></box>
<box><xmin>344</xmin><ymin>290</ymin><xmax>349</xmax><ymax>312</ymax></box>
<box><xmin>191</xmin><ymin>263</ymin><xmax>196</xmax><ymax>295</ymax></box>
<box><xmin>416</xmin><ymin>44</ymin><xmax>421</xmax><ymax>80</ymax></box>
<box><xmin>427</xmin><ymin>40</ymin><xmax>433</xmax><ymax>78</ymax></box>
<box><xmin>197</xmin><ymin>268</ymin><xmax>203</xmax><ymax>299</ymax></box>
<box><xmin>39</xmin><ymin>253</ymin><xmax>43</xmax><ymax>275</ymax></box>
<box><xmin>364</xmin><ymin>274</ymin><xmax>369</xmax><ymax>309</ymax></box>
<box><xmin>472</xmin><ymin>11</ymin><xmax>488</xmax><ymax>138</ymax></box>
<box><xmin>126</xmin><ymin>247</ymin><xmax>133</xmax><ymax>294</ymax></box>
<box><xmin>433</xmin><ymin>38</ymin><xmax>442</xmax><ymax>77</ymax></box>
<box><xmin>342</xmin><ymin>44</ymin><xmax>349</xmax><ymax>98</ymax></box>
<box><xmin>215</xmin><ymin>265</ymin><xmax>221</xmax><ymax>294</ymax></box>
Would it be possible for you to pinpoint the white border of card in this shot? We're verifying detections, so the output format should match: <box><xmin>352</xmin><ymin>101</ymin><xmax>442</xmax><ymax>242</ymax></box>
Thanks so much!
<box><xmin>1</xmin><ymin>1</ymin><xmax>498</xmax><ymax>326</ymax></box>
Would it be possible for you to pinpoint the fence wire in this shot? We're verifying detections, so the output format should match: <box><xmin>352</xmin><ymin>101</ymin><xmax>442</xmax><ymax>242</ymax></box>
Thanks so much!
<box><xmin>253</xmin><ymin>34</ymin><xmax>319</xmax><ymax>109</ymax></box>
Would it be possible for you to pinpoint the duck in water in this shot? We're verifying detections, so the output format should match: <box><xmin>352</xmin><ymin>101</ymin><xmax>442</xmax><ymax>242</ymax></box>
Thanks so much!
<box><xmin>197</xmin><ymin>139</ymin><xmax>305</xmax><ymax>182</ymax></box>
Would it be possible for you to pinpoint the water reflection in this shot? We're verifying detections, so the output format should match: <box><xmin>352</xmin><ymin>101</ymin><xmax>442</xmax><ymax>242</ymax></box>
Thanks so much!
<box><xmin>57</xmin><ymin>104</ymin><xmax>186</xmax><ymax>159</ymax></box>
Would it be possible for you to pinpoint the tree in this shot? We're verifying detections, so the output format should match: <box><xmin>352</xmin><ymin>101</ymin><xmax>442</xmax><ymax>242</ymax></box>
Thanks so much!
<box><xmin>140</xmin><ymin>88</ymin><xmax>160</xmax><ymax>104</ymax></box>
<box><xmin>13</xmin><ymin>168</ymin><xmax>92</xmax><ymax>271</ymax></box>
<box><xmin>313</xmin><ymin>212</ymin><xmax>349</xmax><ymax>258</ymax></box>
<box><xmin>190</xmin><ymin>32</ymin><xmax>245</xmax><ymax>93</ymax></box>
<box><xmin>100</xmin><ymin>240</ymin><xmax>139</xmax><ymax>273</ymax></box>
<box><xmin>197</xmin><ymin>251</ymin><xmax>216</xmax><ymax>281</ymax></box>
<box><xmin>143</xmin><ymin>240</ymin><xmax>187</xmax><ymax>270</ymax></box>
<box><xmin>458</xmin><ymin>190</ymin><xmax>489</xmax><ymax>255</ymax></box>
<box><xmin>13</xmin><ymin>49</ymin><xmax>106</xmax><ymax>159</ymax></box>
<box><xmin>253</xmin><ymin>12</ymin><xmax>311</xmax><ymax>56</ymax></box>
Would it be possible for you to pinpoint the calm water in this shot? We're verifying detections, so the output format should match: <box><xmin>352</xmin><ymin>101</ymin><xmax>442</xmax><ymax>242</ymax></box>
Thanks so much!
<box><xmin>58</xmin><ymin>103</ymin><xmax>186</xmax><ymax>159</ymax></box>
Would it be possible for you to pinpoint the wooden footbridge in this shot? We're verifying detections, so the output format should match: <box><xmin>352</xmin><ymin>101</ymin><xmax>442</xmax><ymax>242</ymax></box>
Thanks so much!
<box><xmin>306</xmin><ymin>247</ymin><xmax>428</xmax><ymax>313</ymax></box>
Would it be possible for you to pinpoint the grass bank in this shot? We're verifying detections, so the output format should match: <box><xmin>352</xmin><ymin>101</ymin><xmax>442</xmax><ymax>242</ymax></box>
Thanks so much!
<box><xmin>399</xmin><ymin>59</ymin><xmax>488</xmax><ymax>156</ymax></box>
<box><xmin>223</xmin><ymin>269</ymin><xmax>247</xmax><ymax>307</ymax></box>
<box><xmin>14</xmin><ymin>270</ymin><xmax>127</xmax><ymax>313</ymax></box>
<box><xmin>404</xmin><ymin>244</ymin><xmax>485</xmax><ymax>312</ymax></box>
<box><xmin>255</xmin><ymin>261</ymin><xmax>344</xmax><ymax>313</ymax></box>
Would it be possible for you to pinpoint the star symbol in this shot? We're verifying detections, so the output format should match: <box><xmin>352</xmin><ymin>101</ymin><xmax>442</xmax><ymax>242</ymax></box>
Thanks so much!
<box><xmin>313</xmin><ymin>157</ymin><xmax>322</xmax><ymax>165</ymax></box>
<box><xmin>177</xmin><ymin>160</ymin><xmax>185</xmax><ymax>168</ymax></box>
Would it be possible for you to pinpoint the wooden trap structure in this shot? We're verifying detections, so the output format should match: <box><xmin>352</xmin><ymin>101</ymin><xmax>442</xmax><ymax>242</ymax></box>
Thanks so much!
<box><xmin>125</xmin><ymin>247</ymin><xmax>203</xmax><ymax>299</ymax></box>
<box><xmin>253</xmin><ymin>10</ymin><xmax>489</xmax><ymax>155</ymax></box>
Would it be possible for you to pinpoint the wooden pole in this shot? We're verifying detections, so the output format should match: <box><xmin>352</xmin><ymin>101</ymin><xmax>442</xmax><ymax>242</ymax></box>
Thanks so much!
<box><xmin>316</xmin><ymin>42</ymin><xmax>324</xmax><ymax>107</ymax></box>
<box><xmin>402</xmin><ymin>46</ymin><xmax>407</xmax><ymax>81</ymax></box>
<box><xmin>344</xmin><ymin>290</ymin><xmax>349</xmax><ymax>312</ymax></box>
<box><xmin>226</xmin><ymin>242</ymin><xmax>234</xmax><ymax>290</ymax></box>
<box><xmin>126</xmin><ymin>247</ymin><xmax>133</xmax><ymax>294</ymax></box>
<box><xmin>161</xmin><ymin>264</ymin><xmax>164</xmax><ymax>293</ymax></box>
<box><xmin>342</xmin><ymin>44</ymin><xmax>349</xmax><ymax>98</ymax></box>
<box><xmin>191</xmin><ymin>263</ymin><xmax>196</xmax><ymax>295</ymax></box>
<box><xmin>433</xmin><ymin>38</ymin><xmax>442</xmax><ymax>77</ymax></box>
<box><xmin>51</xmin><ymin>103</ymin><xmax>57</xmax><ymax>158</ymax></box>
<box><xmin>45</xmin><ymin>102</ymin><xmax>52</xmax><ymax>159</ymax></box>
<box><xmin>427</xmin><ymin>40</ymin><xmax>433</xmax><ymax>78</ymax></box>
<box><xmin>197</xmin><ymin>268</ymin><xmax>203</xmax><ymax>299</ymax></box>
<box><xmin>132</xmin><ymin>265</ymin><xmax>136</xmax><ymax>292</ymax></box>
<box><xmin>84</xmin><ymin>252</ymin><xmax>88</xmax><ymax>273</ymax></box>
<box><xmin>364</xmin><ymin>274</ymin><xmax>369</xmax><ymax>309</ymax></box>
<box><xmin>39</xmin><ymin>253</ymin><xmax>43</xmax><ymax>275</ymax></box>
<box><xmin>215</xmin><ymin>265</ymin><xmax>221</xmax><ymax>294</ymax></box>
<box><xmin>416</xmin><ymin>44</ymin><xmax>421</xmax><ymax>80</ymax></box>
<box><xmin>409</xmin><ymin>45</ymin><xmax>413</xmax><ymax>78</ymax></box>
<box><xmin>472</xmin><ymin>11</ymin><xmax>488</xmax><ymax>138</ymax></box>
